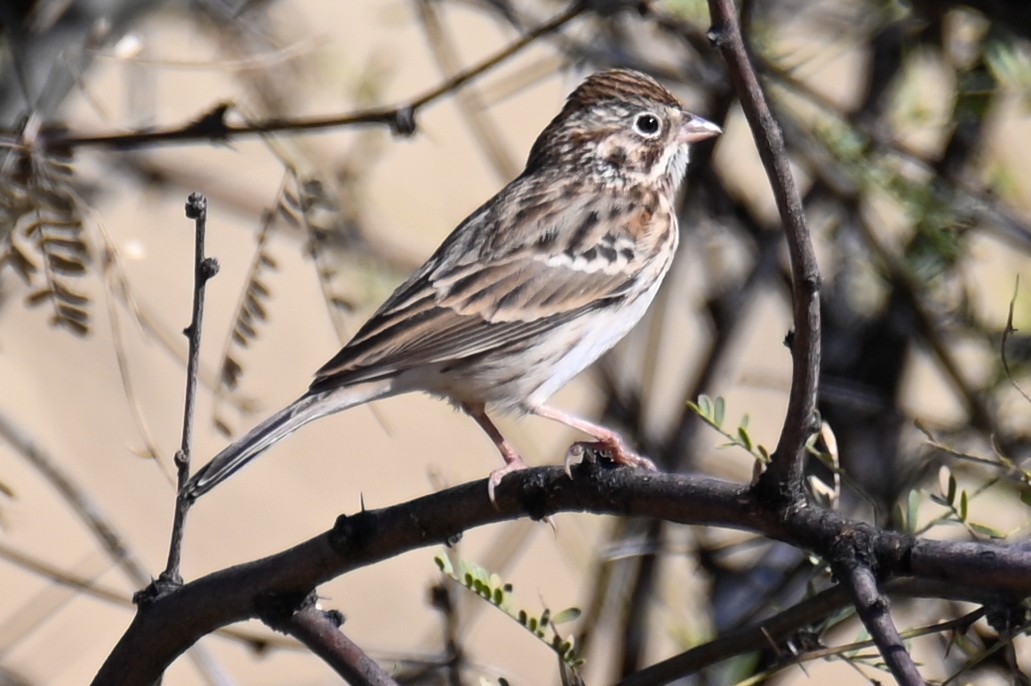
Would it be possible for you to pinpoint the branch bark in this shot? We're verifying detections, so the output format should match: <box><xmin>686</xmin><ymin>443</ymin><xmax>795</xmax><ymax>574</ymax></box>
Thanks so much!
<box><xmin>836</xmin><ymin>561</ymin><xmax>925</xmax><ymax>685</ymax></box>
<box><xmin>91</xmin><ymin>463</ymin><xmax>1031</xmax><ymax>685</ymax></box>
<box><xmin>706</xmin><ymin>0</ymin><xmax>821</xmax><ymax>505</ymax></box>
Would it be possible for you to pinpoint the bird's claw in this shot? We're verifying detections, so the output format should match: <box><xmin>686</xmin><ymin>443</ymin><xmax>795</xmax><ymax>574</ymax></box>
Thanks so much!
<box><xmin>487</xmin><ymin>456</ymin><xmax>529</xmax><ymax>504</ymax></box>
<box><xmin>565</xmin><ymin>439</ymin><xmax>657</xmax><ymax>476</ymax></box>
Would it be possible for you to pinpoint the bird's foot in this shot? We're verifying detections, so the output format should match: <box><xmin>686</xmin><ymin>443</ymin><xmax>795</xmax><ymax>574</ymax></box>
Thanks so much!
<box><xmin>564</xmin><ymin>437</ymin><xmax>657</xmax><ymax>477</ymax></box>
<box><xmin>487</xmin><ymin>454</ymin><xmax>530</xmax><ymax>504</ymax></box>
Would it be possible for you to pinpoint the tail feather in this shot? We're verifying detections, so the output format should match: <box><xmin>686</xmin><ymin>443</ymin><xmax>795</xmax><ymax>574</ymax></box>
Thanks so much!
<box><xmin>185</xmin><ymin>380</ymin><xmax>391</xmax><ymax>501</ymax></box>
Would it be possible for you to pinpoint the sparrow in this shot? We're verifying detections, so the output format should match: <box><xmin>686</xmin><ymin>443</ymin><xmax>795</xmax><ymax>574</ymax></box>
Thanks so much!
<box><xmin>185</xmin><ymin>68</ymin><xmax>720</xmax><ymax>502</ymax></box>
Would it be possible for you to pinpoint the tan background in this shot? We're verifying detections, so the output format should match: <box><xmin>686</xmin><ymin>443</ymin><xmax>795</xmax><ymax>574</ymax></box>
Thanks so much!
<box><xmin>0</xmin><ymin>1</ymin><xmax>1029</xmax><ymax>684</ymax></box>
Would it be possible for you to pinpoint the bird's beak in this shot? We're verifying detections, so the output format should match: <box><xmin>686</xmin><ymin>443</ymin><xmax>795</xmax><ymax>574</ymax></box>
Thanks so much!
<box><xmin>679</xmin><ymin>116</ymin><xmax>722</xmax><ymax>144</ymax></box>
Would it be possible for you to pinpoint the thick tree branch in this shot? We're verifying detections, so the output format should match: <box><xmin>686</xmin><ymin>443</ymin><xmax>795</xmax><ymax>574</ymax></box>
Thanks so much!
<box><xmin>92</xmin><ymin>463</ymin><xmax>1031</xmax><ymax>685</ymax></box>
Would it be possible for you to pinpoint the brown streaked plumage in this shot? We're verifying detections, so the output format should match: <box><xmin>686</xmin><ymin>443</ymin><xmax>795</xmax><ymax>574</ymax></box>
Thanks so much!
<box><xmin>186</xmin><ymin>69</ymin><xmax>721</xmax><ymax>502</ymax></box>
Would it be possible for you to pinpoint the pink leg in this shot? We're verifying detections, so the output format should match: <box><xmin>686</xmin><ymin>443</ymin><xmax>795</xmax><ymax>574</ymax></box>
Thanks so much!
<box><xmin>530</xmin><ymin>405</ymin><xmax>657</xmax><ymax>476</ymax></box>
<box><xmin>463</xmin><ymin>403</ymin><xmax>529</xmax><ymax>502</ymax></box>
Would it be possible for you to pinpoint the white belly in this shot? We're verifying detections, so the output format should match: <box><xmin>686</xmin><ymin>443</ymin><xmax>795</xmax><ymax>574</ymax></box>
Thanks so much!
<box><xmin>417</xmin><ymin>268</ymin><xmax>667</xmax><ymax>414</ymax></box>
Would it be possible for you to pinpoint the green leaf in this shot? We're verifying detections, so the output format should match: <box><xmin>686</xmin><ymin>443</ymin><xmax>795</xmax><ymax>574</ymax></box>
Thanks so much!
<box><xmin>737</xmin><ymin>425</ymin><xmax>753</xmax><ymax>451</ymax></box>
<box><xmin>713</xmin><ymin>396</ymin><xmax>726</xmax><ymax>428</ymax></box>
<box><xmin>552</xmin><ymin>608</ymin><xmax>582</xmax><ymax>624</ymax></box>
<box><xmin>436</xmin><ymin>553</ymin><xmax>583</xmax><ymax>674</ymax></box>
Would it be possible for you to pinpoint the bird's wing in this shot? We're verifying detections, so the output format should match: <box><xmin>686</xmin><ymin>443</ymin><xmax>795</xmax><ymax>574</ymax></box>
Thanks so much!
<box><xmin>311</xmin><ymin>185</ymin><xmax>664</xmax><ymax>389</ymax></box>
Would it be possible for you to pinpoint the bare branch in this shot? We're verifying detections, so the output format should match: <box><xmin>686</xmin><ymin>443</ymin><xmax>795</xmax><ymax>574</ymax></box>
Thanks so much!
<box><xmin>37</xmin><ymin>4</ymin><xmax>584</xmax><ymax>153</ymax></box>
<box><xmin>835</xmin><ymin>559</ymin><xmax>925</xmax><ymax>685</ymax></box>
<box><xmin>270</xmin><ymin>596</ymin><xmax>400</xmax><ymax>686</ymax></box>
<box><xmin>154</xmin><ymin>193</ymin><xmax>219</xmax><ymax>590</ymax></box>
<box><xmin>706</xmin><ymin>0</ymin><xmax>821</xmax><ymax>505</ymax></box>
<box><xmin>91</xmin><ymin>463</ymin><xmax>1031</xmax><ymax>685</ymax></box>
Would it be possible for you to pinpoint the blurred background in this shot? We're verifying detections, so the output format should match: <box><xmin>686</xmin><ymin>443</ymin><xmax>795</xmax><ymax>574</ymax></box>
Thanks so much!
<box><xmin>0</xmin><ymin>0</ymin><xmax>1030</xmax><ymax>683</ymax></box>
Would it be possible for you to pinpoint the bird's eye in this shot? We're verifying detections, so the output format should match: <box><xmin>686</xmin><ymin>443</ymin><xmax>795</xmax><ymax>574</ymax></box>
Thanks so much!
<box><xmin>633</xmin><ymin>112</ymin><xmax>661</xmax><ymax>137</ymax></box>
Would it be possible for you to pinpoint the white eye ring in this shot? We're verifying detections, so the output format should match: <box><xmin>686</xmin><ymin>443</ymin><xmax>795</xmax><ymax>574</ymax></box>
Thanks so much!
<box><xmin>633</xmin><ymin>112</ymin><xmax>662</xmax><ymax>137</ymax></box>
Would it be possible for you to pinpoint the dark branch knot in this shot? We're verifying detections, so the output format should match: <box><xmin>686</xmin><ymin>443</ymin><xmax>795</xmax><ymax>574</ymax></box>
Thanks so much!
<box><xmin>256</xmin><ymin>590</ymin><xmax>319</xmax><ymax>635</ymax></box>
<box><xmin>392</xmin><ymin>107</ymin><xmax>417</xmax><ymax>137</ymax></box>
<box><xmin>830</xmin><ymin>523</ymin><xmax>880</xmax><ymax>575</ymax></box>
<box><xmin>706</xmin><ymin>27</ymin><xmax>729</xmax><ymax>49</ymax></box>
<box><xmin>201</xmin><ymin>257</ymin><xmax>220</xmax><ymax>279</ymax></box>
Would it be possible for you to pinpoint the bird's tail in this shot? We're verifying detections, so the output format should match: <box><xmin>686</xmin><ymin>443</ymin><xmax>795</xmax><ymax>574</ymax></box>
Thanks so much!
<box><xmin>184</xmin><ymin>379</ymin><xmax>392</xmax><ymax>501</ymax></box>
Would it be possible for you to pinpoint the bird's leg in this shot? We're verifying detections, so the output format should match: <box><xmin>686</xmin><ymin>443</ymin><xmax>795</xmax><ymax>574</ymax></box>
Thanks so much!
<box><xmin>462</xmin><ymin>403</ymin><xmax>529</xmax><ymax>502</ymax></box>
<box><xmin>530</xmin><ymin>404</ymin><xmax>657</xmax><ymax>476</ymax></box>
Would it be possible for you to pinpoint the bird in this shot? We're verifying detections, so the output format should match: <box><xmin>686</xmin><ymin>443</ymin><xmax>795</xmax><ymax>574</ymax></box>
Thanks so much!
<box><xmin>185</xmin><ymin>68</ymin><xmax>721</xmax><ymax>503</ymax></box>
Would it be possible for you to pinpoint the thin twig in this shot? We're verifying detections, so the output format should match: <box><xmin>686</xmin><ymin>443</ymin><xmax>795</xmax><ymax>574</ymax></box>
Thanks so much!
<box><xmin>618</xmin><ymin>584</ymin><xmax>848</xmax><ymax>685</ymax></box>
<box><xmin>706</xmin><ymin>0</ymin><xmax>821</xmax><ymax>505</ymax></box>
<box><xmin>620</xmin><ymin>581</ymin><xmax>991</xmax><ymax>685</ymax></box>
<box><xmin>1000</xmin><ymin>277</ymin><xmax>1031</xmax><ymax>405</ymax></box>
<box><xmin>758</xmin><ymin>52</ymin><xmax>1031</xmax><ymax>253</ymax></box>
<box><xmin>156</xmin><ymin>193</ymin><xmax>219</xmax><ymax>589</ymax></box>
<box><xmin>0</xmin><ymin>538</ymin><xmax>300</xmax><ymax>652</ymax></box>
<box><xmin>0</xmin><ymin>542</ymin><xmax>129</xmax><ymax>607</ymax></box>
<box><xmin>284</xmin><ymin>604</ymin><xmax>400</xmax><ymax>686</ymax></box>
<box><xmin>416</xmin><ymin>0</ymin><xmax>520</xmax><ymax>181</ymax></box>
<box><xmin>835</xmin><ymin>560</ymin><xmax>926</xmax><ymax>685</ymax></box>
<box><xmin>854</xmin><ymin>213</ymin><xmax>1001</xmax><ymax>438</ymax></box>
<box><xmin>0</xmin><ymin>407</ymin><xmax>229</xmax><ymax>683</ymax></box>
<box><xmin>39</xmin><ymin>4</ymin><xmax>584</xmax><ymax>152</ymax></box>
<box><xmin>0</xmin><ymin>410</ymin><xmax>149</xmax><ymax>586</ymax></box>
